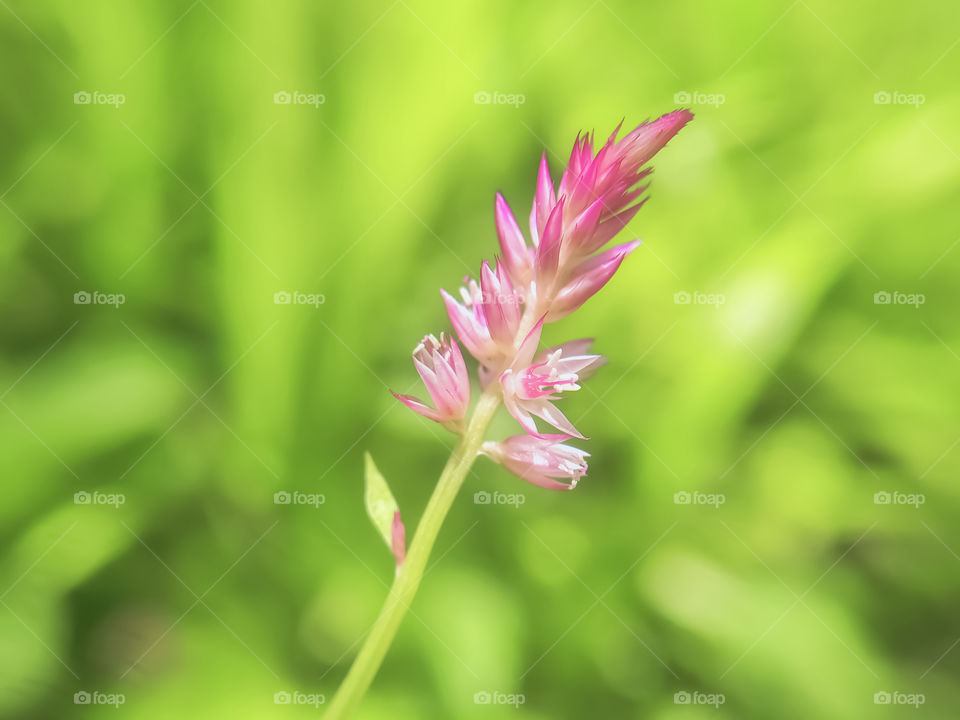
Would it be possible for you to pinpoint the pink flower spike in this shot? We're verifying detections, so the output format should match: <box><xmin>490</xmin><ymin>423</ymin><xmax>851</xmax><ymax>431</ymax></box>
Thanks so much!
<box><xmin>391</xmin><ymin>510</ymin><xmax>406</xmax><ymax>568</ymax></box>
<box><xmin>549</xmin><ymin>240</ymin><xmax>642</xmax><ymax>320</ymax></box>
<box><xmin>392</xmin><ymin>333</ymin><xmax>470</xmax><ymax>431</ymax></box>
<box><xmin>495</xmin><ymin>193</ymin><xmax>533</xmax><ymax>288</ymax></box>
<box><xmin>544</xmin><ymin>111</ymin><xmax>691</xmax><ymax>273</ymax></box>
<box><xmin>482</xmin><ymin>434</ymin><xmax>589</xmax><ymax>490</ymax></box>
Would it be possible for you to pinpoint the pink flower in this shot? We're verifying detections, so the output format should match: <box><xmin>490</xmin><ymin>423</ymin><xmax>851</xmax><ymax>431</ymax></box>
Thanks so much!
<box><xmin>392</xmin><ymin>333</ymin><xmax>470</xmax><ymax>430</ymax></box>
<box><xmin>441</xmin><ymin>260</ymin><xmax>524</xmax><ymax>368</ymax></box>
<box><xmin>395</xmin><ymin>111</ymin><xmax>691</xmax><ymax>485</ymax></box>
<box><xmin>499</xmin><ymin>319</ymin><xmax>605</xmax><ymax>438</ymax></box>
<box><xmin>556</xmin><ymin>111</ymin><xmax>693</xmax><ymax>259</ymax></box>
<box><xmin>482</xmin><ymin>434</ymin><xmax>589</xmax><ymax>490</ymax></box>
<box><xmin>520</xmin><ymin>110</ymin><xmax>692</xmax><ymax>313</ymax></box>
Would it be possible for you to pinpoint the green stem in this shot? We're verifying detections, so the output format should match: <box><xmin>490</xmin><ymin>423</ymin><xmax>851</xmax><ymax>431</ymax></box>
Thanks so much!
<box><xmin>325</xmin><ymin>388</ymin><xmax>502</xmax><ymax>719</ymax></box>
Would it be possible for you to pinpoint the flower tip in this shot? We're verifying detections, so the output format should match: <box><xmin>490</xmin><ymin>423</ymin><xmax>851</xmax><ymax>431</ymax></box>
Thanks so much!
<box><xmin>656</xmin><ymin>109</ymin><xmax>694</xmax><ymax>143</ymax></box>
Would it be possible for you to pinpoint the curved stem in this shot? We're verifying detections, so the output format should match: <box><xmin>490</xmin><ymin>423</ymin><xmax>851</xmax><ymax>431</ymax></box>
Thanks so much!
<box><xmin>325</xmin><ymin>388</ymin><xmax>502</xmax><ymax>719</ymax></box>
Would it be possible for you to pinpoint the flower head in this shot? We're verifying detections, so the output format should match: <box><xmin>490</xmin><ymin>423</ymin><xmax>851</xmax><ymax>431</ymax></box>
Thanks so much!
<box><xmin>499</xmin><ymin>319</ymin><xmax>605</xmax><ymax>438</ymax></box>
<box><xmin>392</xmin><ymin>333</ymin><xmax>470</xmax><ymax>431</ymax></box>
<box><xmin>482</xmin><ymin>434</ymin><xmax>589</xmax><ymax>490</ymax></box>
<box><xmin>513</xmin><ymin>109</ymin><xmax>693</xmax><ymax>316</ymax></box>
<box><xmin>397</xmin><ymin>110</ymin><xmax>691</xmax><ymax>491</ymax></box>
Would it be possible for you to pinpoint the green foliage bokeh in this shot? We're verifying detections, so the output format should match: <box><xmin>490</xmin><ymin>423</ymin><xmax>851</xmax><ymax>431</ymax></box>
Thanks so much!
<box><xmin>1</xmin><ymin>1</ymin><xmax>958</xmax><ymax>718</ymax></box>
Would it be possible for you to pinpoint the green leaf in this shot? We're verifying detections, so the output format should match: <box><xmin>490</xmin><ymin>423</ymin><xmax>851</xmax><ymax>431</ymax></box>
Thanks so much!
<box><xmin>364</xmin><ymin>452</ymin><xmax>400</xmax><ymax>554</ymax></box>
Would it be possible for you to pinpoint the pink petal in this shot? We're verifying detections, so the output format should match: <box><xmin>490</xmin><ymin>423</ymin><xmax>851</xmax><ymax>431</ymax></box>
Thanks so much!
<box><xmin>495</xmin><ymin>193</ymin><xmax>531</xmax><ymax>285</ymax></box>
<box><xmin>391</xmin><ymin>510</ymin><xmax>406</xmax><ymax>567</ymax></box>
<box><xmin>534</xmin><ymin>198</ymin><xmax>565</xmax><ymax>286</ymax></box>
<box><xmin>618</xmin><ymin>109</ymin><xmax>693</xmax><ymax>168</ymax></box>
<box><xmin>413</xmin><ymin>356</ymin><xmax>446</xmax><ymax>411</ymax></box>
<box><xmin>562</xmin><ymin>195</ymin><xmax>606</xmax><ymax>262</ymax></box>
<box><xmin>441</xmin><ymin>289</ymin><xmax>491</xmax><ymax>360</ymax></box>
<box><xmin>392</xmin><ymin>392</ymin><xmax>445</xmax><ymax>422</ymax></box>
<box><xmin>529</xmin><ymin>153</ymin><xmax>556</xmax><ymax>246</ymax></box>
<box><xmin>527</xmin><ymin>401</ymin><xmax>584</xmax><ymax>439</ymax></box>
<box><xmin>501</xmin><ymin>385</ymin><xmax>539</xmax><ymax>436</ymax></box>
<box><xmin>550</xmin><ymin>240</ymin><xmax>641</xmax><ymax>319</ymax></box>
<box><xmin>507</xmin><ymin>468</ymin><xmax>578</xmax><ymax>491</ymax></box>
<box><xmin>536</xmin><ymin>338</ymin><xmax>594</xmax><ymax>362</ymax></box>
<box><xmin>581</xmin><ymin>200</ymin><xmax>645</xmax><ymax>255</ymax></box>
<box><xmin>513</xmin><ymin>315</ymin><xmax>545</xmax><ymax>369</ymax></box>
<box><xmin>480</xmin><ymin>260</ymin><xmax>519</xmax><ymax>346</ymax></box>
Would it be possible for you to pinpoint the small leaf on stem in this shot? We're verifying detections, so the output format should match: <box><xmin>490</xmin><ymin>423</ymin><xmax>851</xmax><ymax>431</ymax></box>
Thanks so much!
<box><xmin>364</xmin><ymin>452</ymin><xmax>404</xmax><ymax>566</ymax></box>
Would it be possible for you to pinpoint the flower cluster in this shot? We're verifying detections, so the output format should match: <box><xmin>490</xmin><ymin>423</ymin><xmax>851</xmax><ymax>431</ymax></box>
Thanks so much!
<box><xmin>393</xmin><ymin>111</ymin><xmax>692</xmax><ymax>489</ymax></box>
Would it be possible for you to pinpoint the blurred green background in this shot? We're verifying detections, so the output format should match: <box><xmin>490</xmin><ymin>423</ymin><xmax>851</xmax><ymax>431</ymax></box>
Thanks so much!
<box><xmin>1</xmin><ymin>1</ymin><xmax>958</xmax><ymax>718</ymax></box>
